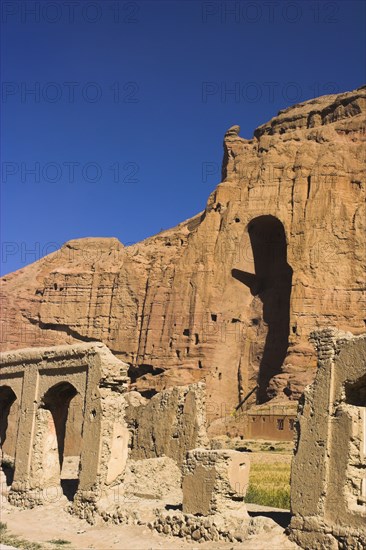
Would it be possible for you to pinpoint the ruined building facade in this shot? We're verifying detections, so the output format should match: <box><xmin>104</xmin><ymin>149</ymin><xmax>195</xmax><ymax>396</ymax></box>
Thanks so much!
<box><xmin>1</xmin><ymin>329</ymin><xmax>364</xmax><ymax>548</ymax></box>
<box><xmin>0</xmin><ymin>343</ymin><xmax>208</xmax><ymax>519</ymax></box>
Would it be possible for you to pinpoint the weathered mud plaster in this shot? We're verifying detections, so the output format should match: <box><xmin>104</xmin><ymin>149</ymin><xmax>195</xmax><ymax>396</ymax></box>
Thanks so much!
<box><xmin>125</xmin><ymin>383</ymin><xmax>208</xmax><ymax>465</ymax></box>
<box><xmin>72</xmin><ymin>383</ymin><xmax>211</xmax><ymax>524</ymax></box>
<box><xmin>182</xmin><ymin>448</ymin><xmax>250</xmax><ymax>516</ymax></box>
<box><xmin>289</xmin><ymin>328</ymin><xmax>366</xmax><ymax>549</ymax></box>
<box><xmin>0</xmin><ymin>343</ymin><xmax>130</xmax><ymax>509</ymax></box>
<box><xmin>148</xmin><ymin>449</ymin><xmax>251</xmax><ymax>543</ymax></box>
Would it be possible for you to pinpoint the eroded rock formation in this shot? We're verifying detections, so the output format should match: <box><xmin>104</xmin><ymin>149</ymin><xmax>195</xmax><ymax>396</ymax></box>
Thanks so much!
<box><xmin>1</xmin><ymin>86</ymin><xmax>365</xmax><ymax>417</ymax></box>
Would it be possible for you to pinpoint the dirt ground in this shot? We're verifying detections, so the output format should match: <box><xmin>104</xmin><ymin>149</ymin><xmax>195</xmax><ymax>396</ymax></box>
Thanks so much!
<box><xmin>0</xmin><ymin>496</ymin><xmax>299</xmax><ymax>550</ymax></box>
<box><xmin>1</xmin><ymin>449</ymin><xmax>298</xmax><ymax>549</ymax></box>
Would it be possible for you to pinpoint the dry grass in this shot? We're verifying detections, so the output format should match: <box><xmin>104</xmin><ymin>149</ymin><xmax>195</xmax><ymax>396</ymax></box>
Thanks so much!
<box><xmin>0</xmin><ymin>522</ymin><xmax>72</xmax><ymax>550</ymax></box>
<box><xmin>0</xmin><ymin>522</ymin><xmax>44</xmax><ymax>550</ymax></box>
<box><xmin>245</xmin><ymin>462</ymin><xmax>291</xmax><ymax>509</ymax></box>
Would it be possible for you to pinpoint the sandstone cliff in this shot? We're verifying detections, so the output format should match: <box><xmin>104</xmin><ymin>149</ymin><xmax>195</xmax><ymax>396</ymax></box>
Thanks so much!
<box><xmin>1</xmin><ymin>86</ymin><xmax>365</xmax><ymax>417</ymax></box>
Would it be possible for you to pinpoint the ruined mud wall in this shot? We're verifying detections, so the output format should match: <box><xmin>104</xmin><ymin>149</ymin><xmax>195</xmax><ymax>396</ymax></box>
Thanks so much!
<box><xmin>125</xmin><ymin>383</ymin><xmax>208</xmax><ymax>465</ymax></box>
<box><xmin>1</xmin><ymin>87</ymin><xmax>365</xmax><ymax>416</ymax></box>
<box><xmin>0</xmin><ymin>343</ymin><xmax>131</xmax><ymax>509</ymax></box>
<box><xmin>289</xmin><ymin>329</ymin><xmax>366</xmax><ymax>548</ymax></box>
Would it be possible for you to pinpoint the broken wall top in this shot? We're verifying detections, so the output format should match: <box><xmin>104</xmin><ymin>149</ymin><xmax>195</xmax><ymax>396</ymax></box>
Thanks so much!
<box><xmin>0</xmin><ymin>342</ymin><xmax>129</xmax><ymax>391</ymax></box>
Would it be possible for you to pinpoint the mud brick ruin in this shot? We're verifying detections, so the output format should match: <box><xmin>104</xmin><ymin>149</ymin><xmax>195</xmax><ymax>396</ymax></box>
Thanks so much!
<box><xmin>151</xmin><ymin>449</ymin><xmax>251</xmax><ymax>543</ymax></box>
<box><xmin>0</xmin><ymin>328</ymin><xmax>365</xmax><ymax>546</ymax></box>
<box><xmin>0</xmin><ymin>343</ymin><xmax>130</xmax><ymax>509</ymax></box>
<box><xmin>182</xmin><ymin>449</ymin><xmax>250</xmax><ymax>516</ymax></box>
<box><xmin>289</xmin><ymin>329</ymin><xmax>366</xmax><ymax>548</ymax></box>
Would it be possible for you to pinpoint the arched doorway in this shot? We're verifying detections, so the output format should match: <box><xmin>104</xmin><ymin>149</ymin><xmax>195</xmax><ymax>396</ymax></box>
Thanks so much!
<box><xmin>232</xmin><ymin>215</ymin><xmax>293</xmax><ymax>403</ymax></box>
<box><xmin>36</xmin><ymin>382</ymin><xmax>82</xmax><ymax>500</ymax></box>
<box><xmin>0</xmin><ymin>385</ymin><xmax>17</xmax><ymax>486</ymax></box>
<box><xmin>345</xmin><ymin>373</ymin><xmax>366</xmax><ymax>507</ymax></box>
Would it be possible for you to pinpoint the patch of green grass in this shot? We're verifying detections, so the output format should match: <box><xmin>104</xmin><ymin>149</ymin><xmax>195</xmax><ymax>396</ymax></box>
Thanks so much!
<box><xmin>0</xmin><ymin>522</ymin><xmax>44</xmax><ymax>550</ymax></box>
<box><xmin>245</xmin><ymin>462</ymin><xmax>291</xmax><ymax>509</ymax></box>
<box><xmin>48</xmin><ymin>540</ymin><xmax>71</xmax><ymax>546</ymax></box>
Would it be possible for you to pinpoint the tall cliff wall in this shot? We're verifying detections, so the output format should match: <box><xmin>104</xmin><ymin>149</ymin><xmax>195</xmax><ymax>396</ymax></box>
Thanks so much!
<box><xmin>1</xmin><ymin>86</ymin><xmax>365</xmax><ymax>417</ymax></box>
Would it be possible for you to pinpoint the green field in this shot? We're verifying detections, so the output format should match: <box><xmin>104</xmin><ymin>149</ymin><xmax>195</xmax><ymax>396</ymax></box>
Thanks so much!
<box><xmin>245</xmin><ymin>461</ymin><xmax>291</xmax><ymax>509</ymax></box>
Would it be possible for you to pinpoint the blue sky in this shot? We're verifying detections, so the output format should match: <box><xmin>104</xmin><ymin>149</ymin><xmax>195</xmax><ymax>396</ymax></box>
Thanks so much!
<box><xmin>1</xmin><ymin>0</ymin><xmax>365</xmax><ymax>275</ymax></box>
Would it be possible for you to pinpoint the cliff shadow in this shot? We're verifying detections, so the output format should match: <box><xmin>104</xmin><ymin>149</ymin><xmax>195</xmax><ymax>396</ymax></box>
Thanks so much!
<box><xmin>232</xmin><ymin>215</ymin><xmax>293</xmax><ymax>403</ymax></box>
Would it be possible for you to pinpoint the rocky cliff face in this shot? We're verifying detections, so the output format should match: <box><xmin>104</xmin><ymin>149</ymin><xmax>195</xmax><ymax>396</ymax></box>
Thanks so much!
<box><xmin>1</xmin><ymin>86</ymin><xmax>365</xmax><ymax>418</ymax></box>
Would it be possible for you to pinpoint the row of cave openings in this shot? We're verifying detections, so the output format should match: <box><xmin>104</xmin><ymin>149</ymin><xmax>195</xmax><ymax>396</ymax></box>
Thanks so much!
<box><xmin>0</xmin><ymin>382</ymin><xmax>82</xmax><ymax>501</ymax></box>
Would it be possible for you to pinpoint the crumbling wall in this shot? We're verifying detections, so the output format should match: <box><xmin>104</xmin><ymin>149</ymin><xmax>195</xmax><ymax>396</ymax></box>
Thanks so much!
<box><xmin>125</xmin><ymin>382</ymin><xmax>208</xmax><ymax>465</ymax></box>
<box><xmin>30</xmin><ymin>408</ymin><xmax>60</xmax><ymax>490</ymax></box>
<box><xmin>0</xmin><ymin>382</ymin><xmax>22</xmax><ymax>461</ymax></box>
<box><xmin>182</xmin><ymin>449</ymin><xmax>250</xmax><ymax>515</ymax></box>
<box><xmin>0</xmin><ymin>343</ymin><xmax>130</xmax><ymax>512</ymax></box>
<box><xmin>289</xmin><ymin>328</ymin><xmax>366</xmax><ymax>549</ymax></box>
<box><xmin>149</xmin><ymin>448</ymin><xmax>251</xmax><ymax>543</ymax></box>
<box><xmin>123</xmin><ymin>456</ymin><xmax>182</xmax><ymax>501</ymax></box>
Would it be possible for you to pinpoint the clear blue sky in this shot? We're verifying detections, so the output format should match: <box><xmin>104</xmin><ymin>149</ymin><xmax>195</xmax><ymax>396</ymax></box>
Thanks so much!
<box><xmin>1</xmin><ymin>0</ymin><xmax>365</xmax><ymax>275</ymax></box>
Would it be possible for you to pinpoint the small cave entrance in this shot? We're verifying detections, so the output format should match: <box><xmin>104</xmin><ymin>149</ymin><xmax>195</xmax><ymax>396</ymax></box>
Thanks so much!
<box><xmin>127</xmin><ymin>363</ymin><xmax>165</xmax><ymax>384</ymax></box>
<box><xmin>232</xmin><ymin>215</ymin><xmax>293</xmax><ymax>403</ymax></box>
<box><xmin>0</xmin><ymin>386</ymin><xmax>17</xmax><ymax>486</ymax></box>
<box><xmin>39</xmin><ymin>382</ymin><xmax>82</xmax><ymax>500</ymax></box>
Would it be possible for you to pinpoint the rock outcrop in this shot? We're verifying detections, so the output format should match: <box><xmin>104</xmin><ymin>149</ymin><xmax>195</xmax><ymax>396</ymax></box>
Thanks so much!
<box><xmin>1</xmin><ymin>86</ymin><xmax>365</xmax><ymax>419</ymax></box>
